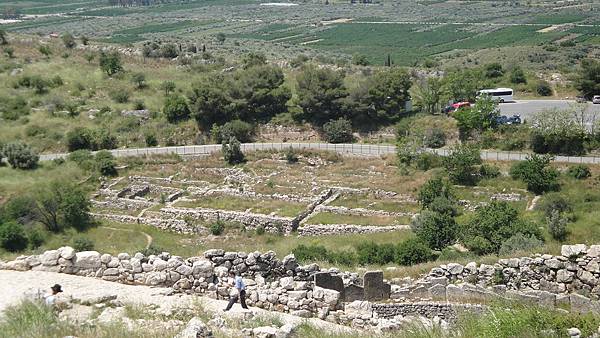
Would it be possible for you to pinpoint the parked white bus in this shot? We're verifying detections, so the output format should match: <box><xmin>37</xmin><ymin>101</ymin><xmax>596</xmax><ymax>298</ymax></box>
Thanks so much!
<box><xmin>477</xmin><ymin>88</ymin><xmax>514</xmax><ymax>103</ymax></box>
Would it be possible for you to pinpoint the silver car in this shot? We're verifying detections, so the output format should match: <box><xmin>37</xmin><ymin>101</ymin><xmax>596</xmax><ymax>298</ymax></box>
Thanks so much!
<box><xmin>593</xmin><ymin>95</ymin><xmax>600</xmax><ymax>104</ymax></box>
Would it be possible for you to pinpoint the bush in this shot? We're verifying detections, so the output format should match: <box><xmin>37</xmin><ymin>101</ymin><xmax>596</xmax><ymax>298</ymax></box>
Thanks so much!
<box><xmin>510</xmin><ymin>154</ymin><xmax>559</xmax><ymax>194</ymax></box>
<box><xmin>222</xmin><ymin>137</ymin><xmax>245</xmax><ymax>165</ymax></box>
<box><xmin>323</xmin><ymin>118</ymin><xmax>353</xmax><ymax>143</ymax></box>
<box><xmin>547</xmin><ymin>209</ymin><xmax>568</xmax><ymax>242</ymax></box>
<box><xmin>163</xmin><ymin>95</ymin><xmax>190</xmax><ymax>123</ymax></box>
<box><xmin>95</xmin><ymin>150</ymin><xmax>117</xmax><ymax>176</ymax></box>
<box><xmin>462</xmin><ymin>201</ymin><xmax>543</xmax><ymax>255</ymax></box>
<box><xmin>255</xmin><ymin>226</ymin><xmax>265</xmax><ymax>235</ymax></box>
<box><xmin>72</xmin><ymin>237</ymin><xmax>94</xmax><ymax>251</ymax></box>
<box><xmin>130</xmin><ymin>72</ymin><xmax>146</xmax><ymax>89</ymax></box>
<box><xmin>145</xmin><ymin>133</ymin><xmax>158</xmax><ymax>147</ymax></box>
<box><xmin>2</xmin><ymin>142</ymin><xmax>39</xmax><ymax>169</ymax></box>
<box><xmin>109</xmin><ymin>88</ymin><xmax>130</xmax><ymax>103</ymax></box>
<box><xmin>67</xmin><ymin>149</ymin><xmax>94</xmax><ymax>170</ymax></box>
<box><xmin>27</xmin><ymin>228</ymin><xmax>45</xmax><ymax>249</ymax></box>
<box><xmin>293</xmin><ymin>244</ymin><xmax>329</xmax><ymax>262</ymax></box>
<box><xmin>415</xmin><ymin>152</ymin><xmax>443</xmax><ymax>171</ymax></box>
<box><xmin>418</xmin><ymin>177</ymin><xmax>454</xmax><ymax>208</ymax></box>
<box><xmin>0</xmin><ymin>196</ymin><xmax>36</xmax><ymax>225</ymax></box>
<box><xmin>0</xmin><ymin>222</ymin><xmax>28</xmax><ymax>252</ymax></box>
<box><xmin>410</xmin><ymin>210</ymin><xmax>457</xmax><ymax>250</ymax></box>
<box><xmin>567</xmin><ymin>164</ymin><xmax>591</xmax><ymax>180</ymax></box>
<box><xmin>213</xmin><ymin>120</ymin><xmax>254</xmax><ymax>143</ymax></box>
<box><xmin>536</xmin><ymin>81</ymin><xmax>553</xmax><ymax>96</ymax></box>
<box><xmin>395</xmin><ymin>238</ymin><xmax>434</xmax><ymax>266</ymax></box>
<box><xmin>479</xmin><ymin>164</ymin><xmax>500</xmax><ymax>179</ymax></box>
<box><xmin>444</xmin><ymin>143</ymin><xmax>482</xmax><ymax>185</ymax></box>
<box><xmin>285</xmin><ymin>147</ymin><xmax>299</xmax><ymax>164</ymax></box>
<box><xmin>139</xmin><ymin>244</ymin><xmax>165</xmax><ymax>257</ymax></box>
<box><xmin>427</xmin><ymin>196</ymin><xmax>458</xmax><ymax>217</ymax></box>
<box><xmin>536</xmin><ymin>193</ymin><xmax>572</xmax><ymax>218</ymax></box>
<box><xmin>509</xmin><ymin>67</ymin><xmax>527</xmax><ymax>84</ymax></box>
<box><xmin>423</xmin><ymin>128</ymin><xmax>446</xmax><ymax>148</ymax></box>
<box><xmin>499</xmin><ymin>233</ymin><xmax>544</xmax><ymax>256</ymax></box>
<box><xmin>61</xmin><ymin>33</ymin><xmax>76</xmax><ymax>48</ymax></box>
<box><xmin>66</xmin><ymin>127</ymin><xmax>94</xmax><ymax>151</ymax></box>
<box><xmin>209</xmin><ymin>220</ymin><xmax>225</xmax><ymax>235</ymax></box>
<box><xmin>94</xmin><ymin>129</ymin><xmax>118</xmax><ymax>150</ymax></box>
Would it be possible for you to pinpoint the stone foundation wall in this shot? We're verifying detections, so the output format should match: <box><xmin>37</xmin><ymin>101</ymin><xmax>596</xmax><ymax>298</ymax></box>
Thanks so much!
<box><xmin>372</xmin><ymin>302</ymin><xmax>484</xmax><ymax>322</ymax></box>
<box><xmin>298</xmin><ymin>224</ymin><xmax>410</xmax><ymax>236</ymax></box>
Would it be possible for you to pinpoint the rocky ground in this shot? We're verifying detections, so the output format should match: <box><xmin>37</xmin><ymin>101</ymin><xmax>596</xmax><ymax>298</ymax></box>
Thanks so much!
<box><xmin>0</xmin><ymin>270</ymin><xmax>356</xmax><ymax>337</ymax></box>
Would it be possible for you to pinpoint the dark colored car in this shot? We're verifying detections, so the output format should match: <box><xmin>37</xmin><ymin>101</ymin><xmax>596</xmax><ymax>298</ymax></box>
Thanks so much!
<box><xmin>496</xmin><ymin>115</ymin><xmax>521</xmax><ymax>125</ymax></box>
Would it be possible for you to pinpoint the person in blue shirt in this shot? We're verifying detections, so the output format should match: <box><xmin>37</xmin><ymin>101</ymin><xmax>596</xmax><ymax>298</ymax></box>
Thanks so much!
<box><xmin>224</xmin><ymin>271</ymin><xmax>248</xmax><ymax>311</ymax></box>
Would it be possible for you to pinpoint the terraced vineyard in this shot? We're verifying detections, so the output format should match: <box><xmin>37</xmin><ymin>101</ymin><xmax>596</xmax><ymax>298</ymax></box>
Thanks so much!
<box><xmin>2</xmin><ymin>0</ymin><xmax>598</xmax><ymax>66</ymax></box>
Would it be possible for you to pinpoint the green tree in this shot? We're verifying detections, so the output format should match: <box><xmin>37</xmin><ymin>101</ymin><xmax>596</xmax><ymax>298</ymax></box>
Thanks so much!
<box><xmin>366</xmin><ymin>67</ymin><xmax>412</xmax><ymax>121</ymax></box>
<box><xmin>34</xmin><ymin>180</ymin><xmax>92</xmax><ymax>232</ymax></box>
<box><xmin>241</xmin><ymin>52</ymin><xmax>267</xmax><ymax>69</ymax></box>
<box><xmin>189</xmin><ymin>77</ymin><xmax>232</xmax><ymax>130</ymax></box>
<box><xmin>130</xmin><ymin>72</ymin><xmax>146</xmax><ymax>89</ymax></box>
<box><xmin>61</xmin><ymin>33</ymin><xmax>76</xmax><ymax>49</ymax></box>
<box><xmin>453</xmin><ymin>95</ymin><xmax>499</xmax><ymax>139</ymax></box>
<box><xmin>510</xmin><ymin>154</ymin><xmax>559</xmax><ymax>195</ymax></box>
<box><xmin>322</xmin><ymin>118</ymin><xmax>353</xmax><ymax>143</ymax></box>
<box><xmin>296</xmin><ymin>64</ymin><xmax>348</xmax><ymax>124</ymax></box>
<box><xmin>99</xmin><ymin>51</ymin><xmax>123</xmax><ymax>76</ymax></box>
<box><xmin>509</xmin><ymin>67</ymin><xmax>527</xmax><ymax>84</ymax></box>
<box><xmin>574</xmin><ymin>59</ymin><xmax>600</xmax><ymax>100</ymax></box>
<box><xmin>163</xmin><ymin>95</ymin><xmax>190</xmax><ymax>123</ymax></box>
<box><xmin>222</xmin><ymin>137</ymin><xmax>245</xmax><ymax>165</ymax></box>
<box><xmin>444</xmin><ymin>143</ymin><xmax>482</xmax><ymax>186</ymax></box>
<box><xmin>395</xmin><ymin>238</ymin><xmax>434</xmax><ymax>266</ymax></box>
<box><xmin>351</xmin><ymin>53</ymin><xmax>370</xmax><ymax>66</ymax></box>
<box><xmin>84</xmin><ymin>52</ymin><xmax>95</xmax><ymax>64</ymax></box>
<box><xmin>160</xmin><ymin>81</ymin><xmax>176</xmax><ymax>96</ymax></box>
<box><xmin>443</xmin><ymin>68</ymin><xmax>488</xmax><ymax>102</ymax></box>
<box><xmin>536</xmin><ymin>81</ymin><xmax>553</xmax><ymax>96</ymax></box>
<box><xmin>547</xmin><ymin>209</ymin><xmax>568</xmax><ymax>242</ymax></box>
<box><xmin>462</xmin><ymin>201</ymin><xmax>542</xmax><ymax>255</ymax></box>
<box><xmin>410</xmin><ymin>210</ymin><xmax>457</xmax><ymax>250</ymax></box>
<box><xmin>0</xmin><ymin>222</ymin><xmax>28</xmax><ymax>252</ymax></box>
<box><xmin>213</xmin><ymin>120</ymin><xmax>254</xmax><ymax>143</ymax></box>
<box><xmin>229</xmin><ymin>65</ymin><xmax>291</xmax><ymax>123</ymax></box>
<box><xmin>414</xmin><ymin>77</ymin><xmax>445</xmax><ymax>115</ymax></box>
<box><xmin>2</xmin><ymin>142</ymin><xmax>39</xmax><ymax>170</ymax></box>
<box><xmin>418</xmin><ymin>177</ymin><xmax>454</xmax><ymax>208</ymax></box>
<box><xmin>484</xmin><ymin>63</ymin><xmax>504</xmax><ymax>78</ymax></box>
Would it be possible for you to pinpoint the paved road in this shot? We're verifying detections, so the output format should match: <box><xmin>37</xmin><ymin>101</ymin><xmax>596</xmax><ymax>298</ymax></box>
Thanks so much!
<box><xmin>499</xmin><ymin>100</ymin><xmax>600</xmax><ymax>125</ymax></box>
<box><xmin>39</xmin><ymin>142</ymin><xmax>600</xmax><ymax>165</ymax></box>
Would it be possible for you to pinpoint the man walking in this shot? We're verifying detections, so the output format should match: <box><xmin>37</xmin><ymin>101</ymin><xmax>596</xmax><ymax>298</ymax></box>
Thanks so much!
<box><xmin>223</xmin><ymin>271</ymin><xmax>248</xmax><ymax>311</ymax></box>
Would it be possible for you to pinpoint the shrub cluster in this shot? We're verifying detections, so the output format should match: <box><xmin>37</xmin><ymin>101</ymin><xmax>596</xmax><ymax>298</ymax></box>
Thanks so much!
<box><xmin>322</xmin><ymin>118</ymin><xmax>353</xmax><ymax>143</ymax></box>
<box><xmin>292</xmin><ymin>238</ymin><xmax>434</xmax><ymax>267</ymax></box>
<box><xmin>1</xmin><ymin>142</ymin><xmax>39</xmax><ymax>170</ymax></box>
<box><xmin>510</xmin><ymin>154</ymin><xmax>559</xmax><ymax>194</ymax></box>
<box><xmin>65</xmin><ymin>127</ymin><xmax>118</xmax><ymax>151</ymax></box>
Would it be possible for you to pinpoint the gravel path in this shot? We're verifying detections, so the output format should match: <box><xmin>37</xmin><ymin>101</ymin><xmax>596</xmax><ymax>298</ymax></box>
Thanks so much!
<box><xmin>0</xmin><ymin>270</ymin><xmax>355</xmax><ymax>334</ymax></box>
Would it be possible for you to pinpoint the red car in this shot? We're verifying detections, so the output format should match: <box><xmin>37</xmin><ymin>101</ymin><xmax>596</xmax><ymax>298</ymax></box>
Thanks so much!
<box><xmin>442</xmin><ymin>102</ymin><xmax>471</xmax><ymax>114</ymax></box>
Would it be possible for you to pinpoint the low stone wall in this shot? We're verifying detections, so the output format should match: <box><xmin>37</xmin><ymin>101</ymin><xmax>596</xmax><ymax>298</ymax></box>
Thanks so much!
<box><xmin>0</xmin><ymin>248</ymin><xmax>341</xmax><ymax>318</ymax></box>
<box><xmin>315</xmin><ymin>205</ymin><xmax>416</xmax><ymax>218</ymax></box>
<box><xmin>299</xmin><ymin>224</ymin><xmax>410</xmax><ymax>236</ymax></box>
<box><xmin>372</xmin><ymin>302</ymin><xmax>485</xmax><ymax>322</ymax></box>
<box><xmin>159</xmin><ymin>207</ymin><xmax>294</xmax><ymax>234</ymax></box>
<box><xmin>90</xmin><ymin>213</ymin><xmax>196</xmax><ymax>234</ymax></box>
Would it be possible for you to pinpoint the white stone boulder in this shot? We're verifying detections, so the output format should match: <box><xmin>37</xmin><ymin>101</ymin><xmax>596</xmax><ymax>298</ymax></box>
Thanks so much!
<box><xmin>561</xmin><ymin>244</ymin><xmax>587</xmax><ymax>258</ymax></box>
<box><xmin>175</xmin><ymin>317</ymin><xmax>212</xmax><ymax>338</ymax></box>
<box><xmin>58</xmin><ymin>246</ymin><xmax>76</xmax><ymax>260</ymax></box>
<box><xmin>74</xmin><ymin>251</ymin><xmax>101</xmax><ymax>270</ymax></box>
<box><xmin>40</xmin><ymin>250</ymin><xmax>60</xmax><ymax>266</ymax></box>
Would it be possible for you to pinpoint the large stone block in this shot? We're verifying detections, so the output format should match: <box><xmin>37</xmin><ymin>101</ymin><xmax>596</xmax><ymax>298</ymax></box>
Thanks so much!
<box><xmin>345</xmin><ymin>284</ymin><xmax>364</xmax><ymax>302</ymax></box>
<box><xmin>314</xmin><ymin>272</ymin><xmax>345</xmax><ymax>301</ymax></box>
<box><xmin>364</xmin><ymin>270</ymin><xmax>389</xmax><ymax>301</ymax></box>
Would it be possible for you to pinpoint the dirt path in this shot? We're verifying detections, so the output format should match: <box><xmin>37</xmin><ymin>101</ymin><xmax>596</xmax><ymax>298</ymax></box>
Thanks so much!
<box><xmin>0</xmin><ymin>270</ymin><xmax>355</xmax><ymax>334</ymax></box>
<box><xmin>102</xmin><ymin>226</ymin><xmax>153</xmax><ymax>249</ymax></box>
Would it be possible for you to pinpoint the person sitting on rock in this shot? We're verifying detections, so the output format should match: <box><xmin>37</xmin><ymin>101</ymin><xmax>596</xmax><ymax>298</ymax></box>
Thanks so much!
<box><xmin>44</xmin><ymin>284</ymin><xmax>62</xmax><ymax>306</ymax></box>
<box><xmin>223</xmin><ymin>271</ymin><xmax>248</xmax><ymax>311</ymax></box>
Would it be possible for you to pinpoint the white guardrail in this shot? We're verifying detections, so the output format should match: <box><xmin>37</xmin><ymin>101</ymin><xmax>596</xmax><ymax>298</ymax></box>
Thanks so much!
<box><xmin>39</xmin><ymin>143</ymin><xmax>600</xmax><ymax>164</ymax></box>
